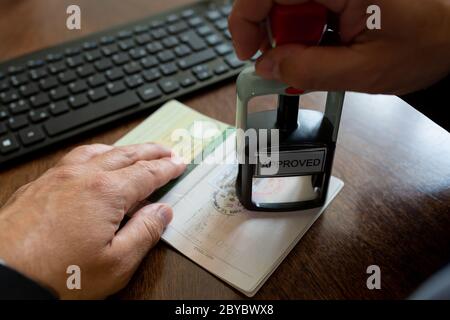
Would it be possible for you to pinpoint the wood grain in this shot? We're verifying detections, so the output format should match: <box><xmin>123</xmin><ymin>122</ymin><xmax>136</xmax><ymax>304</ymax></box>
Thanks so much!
<box><xmin>1</xmin><ymin>0</ymin><xmax>449</xmax><ymax>300</ymax></box>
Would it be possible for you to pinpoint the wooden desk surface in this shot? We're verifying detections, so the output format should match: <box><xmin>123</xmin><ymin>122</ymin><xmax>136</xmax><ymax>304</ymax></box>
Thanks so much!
<box><xmin>1</xmin><ymin>0</ymin><xmax>449</xmax><ymax>300</ymax></box>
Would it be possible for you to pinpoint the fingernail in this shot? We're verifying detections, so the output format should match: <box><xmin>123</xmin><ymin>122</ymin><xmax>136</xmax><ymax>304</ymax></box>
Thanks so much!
<box><xmin>157</xmin><ymin>205</ymin><xmax>173</xmax><ymax>226</ymax></box>
<box><xmin>256</xmin><ymin>56</ymin><xmax>278</xmax><ymax>80</ymax></box>
<box><xmin>170</xmin><ymin>154</ymin><xmax>185</xmax><ymax>166</ymax></box>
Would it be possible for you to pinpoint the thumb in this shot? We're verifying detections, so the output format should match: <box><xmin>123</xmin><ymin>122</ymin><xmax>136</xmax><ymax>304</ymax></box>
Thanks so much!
<box><xmin>255</xmin><ymin>44</ymin><xmax>376</xmax><ymax>92</ymax></box>
<box><xmin>111</xmin><ymin>203</ymin><xmax>173</xmax><ymax>263</ymax></box>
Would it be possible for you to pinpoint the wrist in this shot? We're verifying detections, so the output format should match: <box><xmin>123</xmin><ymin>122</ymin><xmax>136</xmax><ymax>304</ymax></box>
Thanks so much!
<box><xmin>0</xmin><ymin>213</ymin><xmax>60</xmax><ymax>298</ymax></box>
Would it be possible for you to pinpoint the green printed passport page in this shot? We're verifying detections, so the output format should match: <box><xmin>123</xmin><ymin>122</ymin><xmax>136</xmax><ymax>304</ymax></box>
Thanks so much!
<box><xmin>115</xmin><ymin>100</ymin><xmax>234</xmax><ymax>201</ymax></box>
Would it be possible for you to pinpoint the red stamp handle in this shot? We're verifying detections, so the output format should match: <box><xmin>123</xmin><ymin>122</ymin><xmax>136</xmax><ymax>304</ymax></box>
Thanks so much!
<box><xmin>269</xmin><ymin>2</ymin><xmax>328</xmax><ymax>47</ymax></box>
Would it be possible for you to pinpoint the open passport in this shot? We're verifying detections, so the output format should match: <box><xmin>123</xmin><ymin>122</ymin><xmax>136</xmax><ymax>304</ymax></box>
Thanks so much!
<box><xmin>115</xmin><ymin>100</ymin><xmax>344</xmax><ymax>297</ymax></box>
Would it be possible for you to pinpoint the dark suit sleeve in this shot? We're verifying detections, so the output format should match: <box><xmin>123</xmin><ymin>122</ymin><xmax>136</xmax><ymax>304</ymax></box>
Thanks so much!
<box><xmin>0</xmin><ymin>263</ymin><xmax>57</xmax><ymax>300</ymax></box>
<box><xmin>401</xmin><ymin>74</ymin><xmax>450</xmax><ymax>132</ymax></box>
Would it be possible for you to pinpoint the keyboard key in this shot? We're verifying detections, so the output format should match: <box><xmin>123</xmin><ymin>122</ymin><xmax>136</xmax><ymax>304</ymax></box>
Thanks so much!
<box><xmin>179</xmin><ymin>75</ymin><xmax>196</xmax><ymax>88</ymax></box>
<box><xmin>19</xmin><ymin>127</ymin><xmax>45</xmax><ymax>146</ymax></box>
<box><xmin>112</xmin><ymin>53</ymin><xmax>130</xmax><ymax>65</ymax></box>
<box><xmin>134</xmin><ymin>25</ymin><xmax>149</xmax><ymax>34</ymax></box>
<box><xmin>9</xmin><ymin>100</ymin><xmax>30</xmax><ymax>115</ymax></box>
<box><xmin>225</xmin><ymin>53</ymin><xmax>246</xmax><ymax>68</ymax></box>
<box><xmin>69</xmin><ymin>94</ymin><xmax>89</xmax><ymax>108</ymax></box>
<box><xmin>181</xmin><ymin>9</ymin><xmax>195</xmax><ymax>18</ymax></box>
<box><xmin>188</xmin><ymin>16</ymin><xmax>204</xmax><ymax>27</ymax></box>
<box><xmin>29</xmin><ymin>109</ymin><xmax>49</xmax><ymax>123</ymax></box>
<box><xmin>0</xmin><ymin>80</ymin><xmax>9</xmax><ymax>92</ymax></box>
<box><xmin>44</xmin><ymin>92</ymin><xmax>140</xmax><ymax>136</ymax></box>
<box><xmin>106</xmin><ymin>81</ymin><xmax>126</xmax><ymax>95</ymax></box>
<box><xmin>136</xmin><ymin>34</ymin><xmax>152</xmax><ymax>45</ymax></box>
<box><xmin>206</xmin><ymin>10</ymin><xmax>222</xmax><ymax>21</ymax></box>
<box><xmin>19</xmin><ymin>83</ymin><xmax>39</xmax><ymax>97</ymax></box>
<box><xmin>162</xmin><ymin>36</ymin><xmax>179</xmax><ymax>48</ymax></box>
<box><xmin>197</xmin><ymin>25</ymin><xmax>213</xmax><ymax>37</ymax></box>
<box><xmin>95</xmin><ymin>59</ymin><xmax>113</xmax><ymax>71</ymax></box>
<box><xmin>29</xmin><ymin>68</ymin><xmax>48</xmax><ymax>81</ymax></box>
<box><xmin>76</xmin><ymin>65</ymin><xmax>95</xmax><ymax>77</ymax></box>
<box><xmin>137</xmin><ymin>84</ymin><xmax>162</xmax><ymax>102</ymax></box>
<box><xmin>87</xmin><ymin>88</ymin><xmax>108</xmax><ymax>102</ymax></box>
<box><xmin>39</xmin><ymin>77</ymin><xmax>58</xmax><ymax>90</ymax></box>
<box><xmin>167</xmin><ymin>14</ymin><xmax>180</xmax><ymax>23</ymax></box>
<box><xmin>174</xmin><ymin>44</ymin><xmax>192</xmax><ymax>57</ymax></box>
<box><xmin>150</xmin><ymin>20</ymin><xmax>164</xmax><ymax>28</ymax></box>
<box><xmin>50</xmin><ymin>87</ymin><xmax>70</xmax><ymax>100</ymax></box>
<box><xmin>125</xmin><ymin>75</ymin><xmax>144</xmax><ymax>88</ymax></box>
<box><xmin>158</xmin><ymin>78</ymin><xmax>179</xmax><ymax>94</ymax></box>
<box><xmin>118</xmin><ymin>30</ymin><xmax>133</xmax><ymax>39</ymax></box>
<box><xmin>214</xmin><ymin>63</ymin><xmax>229</xmax><ymax>75</ymax></box>
<box><xmin>11</xmin><ymin>74</ymin><xmax>29</xmax><ymax>87</ymax></box>
<box><xmin>123</xmin><ymin>62</ymin><xmax>141</xmax><ymax>75</ymax></box>
<box><xmin>102</xmin><ymin>44</ymin><xmax>119</xmax><ymax>56</ymax></box>
<box><xmin>180</xmin><ymin>31</ymin><xmax>206</xmax><ymax>51</ymax></box>
<box><xmin>160</xmin><ymin>63</ymin><xmax>178</xmax><ymax>76</ymax></box>
<box><xmin>100</xmin><ymin>35</ymin><xmax>115</xmax><ymax>45</ymax></box>
<box><xmin>30</xmin><ymin>93</ymin><xmax>50</xmax><ymax>108</ymax></box>
<box><xmin>106</xmin><ymin>68</ymin><xmax>125</xmax><ymax>81</ymax></box>
<box><xmin>49</xmin><ymin>101</ymin><xmax>70</xmax><ymax>115</ymax></box>
<box><xmin>168</xmin><ymin>21</ymin><xmax>188</xmax><ymax>34</ymax></box>
<box><xmin>215</xmin><ymin>18</ymin><xmax>228</xmax><ymax>31</ymax></box>
<box><xmin>84</xmin><ymin>49</ymin><xmax>102</xmax><ymax>62</ymax></box>
<box><xmin>151</xmin><ymin>28</ymin><xmax>168</xmax><ymax>40</ymax></box>
<box><xmin>146</xmin><ymin>42</ymin><xmax>164</xmax><ymax>54</ymax></box>
<box><xmin>206</xmin><ymin>34</ymin><xmax>222</xmax><ymax>46</ymax></box>
<box><xmin>215</xmin><ymin>43</ymin><xmax>233</xmax><ymax>56</ymax></box>
<box><xmin>8</xmin><ymin>115</ymin><xmax>29</xmax><ymax>130</ymax></box>
<box><xmin>192</xmin><ymin>64</ymin><xmax>209</xmax><ymax>74</ymax></box>
<box><xmin>0</xmin><ymin>107</ymin><xmax>8</xmax><ymax>120</ymax></box>
<box><xmin>178</xmin><ymin>49</ymin><xmax>216</xmax><ymax>69</ymax></box>
<box><xmin>69</xmin><ymin>80</ymin><xmax>88</xmax><ymax>94</ymax></box>
<box><xmin>142</xmin><ymin>68</ymin><xmax>161</xmax><ymax>82</ymax></box>
<box><xmin>8</xmin><ymin>65</ymin><xmax>25</xmax><ymax>75</ymax></box>
<box><xmin>118</xmin><ymin>39</ymin><xmax>135</xmax><ymax>51</ymax></box>
<box><xmin>157</xmin><ymin>50</ymin><xmax>175</xmax><ymax>63</ymax></box>
<box><xmin>129</xmin><ymin>47</ymin><xmax>147</xmax><ymax>60</ymax></box>
<box><xmin>0</xmin><ymin>135</ymin><xmax>20</xmax><ymax>154</ymax></box>
<box><xmin>65</xmin><ymin>47</ymin><xmax>81</xmax><ymax>56</ymax></box>
<box><xmin>195</xmin><ymin>70</ymin><xmax>213</xmax><ymax>81</ymax></box>
<box><xmin>140</xmin><ymin>56</ymin><xmax>158</xmax><ymax>69</ymax></box>
<box><xmin>221</xmin><ymin>4</ymin><xmax>232</xmax><ymax>16</ymax></box>
<box><xmin>58</xmin><ymin>70</ymin><xmax>77</xmax><ymax>84</ymax></box>
<box><xmin>88</xmin><ymin>74</ymin><xmax>107</xmax><ymax>87</ymax></box>
<box><xmin>66</xmin><ymin>55</ymin><xmax>84</xmax><ymax>68</ymax></box>
<box><xmin>82</xmin><ymin>41</ymin><xmax>98</xmax><ymax>51</ymax></box>
<box><xmin>48</xmin><ymin>61</ymin><xmax>66</xmax><ymax>74</ymax></box>
<box><xmin>0</xmin><ymin>90</ymin><xmax>20</xmax><ymax>104</ymax></box>
<box><xmin>46</xmin><ymin>53</ymin><xmax>63</xmax><ymax>62</ymax></box>
<box><xmin>27</xmin><ymin>59</ymin><xmax>46</xmax><ymax>69</ymax></box>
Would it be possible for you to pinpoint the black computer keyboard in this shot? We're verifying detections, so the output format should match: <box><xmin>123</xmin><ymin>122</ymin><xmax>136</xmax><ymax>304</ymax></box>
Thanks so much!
<box><xmin>0</xmin><ymin>0</ymin><xmax>252</xmax><ymax>166</ymax></box>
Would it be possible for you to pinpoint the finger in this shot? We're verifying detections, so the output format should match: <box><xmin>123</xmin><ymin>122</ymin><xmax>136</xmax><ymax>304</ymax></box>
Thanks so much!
<box><xmin>110</xmin><ymin>203</ymin><xmax>172</xmax><ymax>267</ymax></box>
<box><xmin>112</xmin><ymin>156</ymin><xmax>186</xmax><ymax>210</ymax></box>
<box><xmin>229</xmin><ymin>0</ymin><xmax>274</xmax><ymax>60</ymax></box>
<box><xmin>255</xmin><ymin>44</ymin><xmax>376</xmax><ymax>92</ymax></box>
<box><xmin>229</xmin><ymin>0</ymin><xmax>349</xmax><ymax>60</ymax></box>
<box><xmin>57</xmin><ymin>144</ymin><xmax>114</xmax><ymax>166</ymax></box>
<box><xmin>88</xmin><ymin>143</ymin><xmax>172</xmax><ymax>171</ymax></box>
